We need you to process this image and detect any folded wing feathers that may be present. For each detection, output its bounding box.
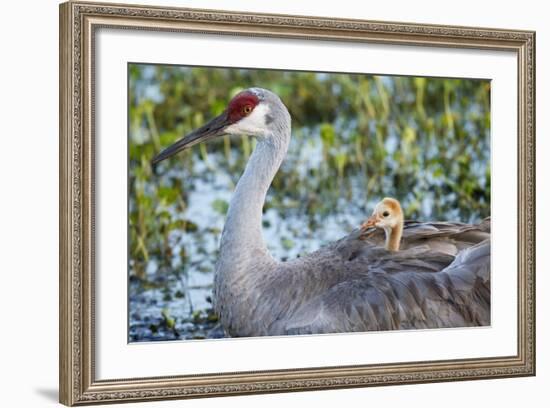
[282,220,490,335]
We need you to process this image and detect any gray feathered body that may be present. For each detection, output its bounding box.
[214,220,490,337]
[208,88,491,337]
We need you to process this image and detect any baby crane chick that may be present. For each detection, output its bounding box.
[360,197,404,251]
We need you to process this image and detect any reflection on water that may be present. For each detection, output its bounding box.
[128,66,490,342]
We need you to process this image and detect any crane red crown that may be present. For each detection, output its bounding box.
[227,91,260,123]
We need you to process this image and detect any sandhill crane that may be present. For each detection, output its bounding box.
[152,87,490,337]
[360,197,405,251]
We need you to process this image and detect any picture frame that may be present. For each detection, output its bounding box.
[59,1,536,405]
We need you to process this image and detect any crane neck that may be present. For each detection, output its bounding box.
[384,221,403,251]
[219,132,290,265]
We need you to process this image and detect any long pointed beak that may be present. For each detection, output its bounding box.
[151,112,231,166]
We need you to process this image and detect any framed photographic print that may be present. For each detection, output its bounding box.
[59,1,536,405]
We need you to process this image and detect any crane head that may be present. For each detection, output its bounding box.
[362,197,404,231]
[151,88,284,166]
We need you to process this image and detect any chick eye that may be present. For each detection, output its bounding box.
[382,211,390,217]
[242,105,253,115]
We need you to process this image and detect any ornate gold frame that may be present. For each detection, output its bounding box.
[59,1,536,405]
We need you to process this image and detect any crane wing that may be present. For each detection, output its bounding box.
[230,218,490,336]
[277,230,490,335]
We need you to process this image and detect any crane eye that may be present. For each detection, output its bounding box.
[382,211,390,217]
[242,105,253,115]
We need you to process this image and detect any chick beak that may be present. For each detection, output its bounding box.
[360,214,379,230]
